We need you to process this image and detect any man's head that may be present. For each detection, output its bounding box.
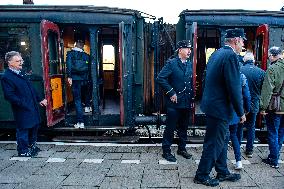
[74,39,85,49]
[268,46,283,62]
[5,51,23,71]
[224,28,246,54]
[243,51,255,63]
[176,40,192,60]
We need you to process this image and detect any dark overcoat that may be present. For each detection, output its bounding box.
[1,69,42,128]
[156,56,194,109]
[201,46,244,121]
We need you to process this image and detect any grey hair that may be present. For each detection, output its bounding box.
[5,51,21,63]
[243,52,255,62]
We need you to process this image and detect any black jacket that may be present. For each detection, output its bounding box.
[201,46,244,121]
[157,56,194,109]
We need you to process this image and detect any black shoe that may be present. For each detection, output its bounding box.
[162,152,177,162]
[31,146,41,157]
[177,150,192,159]
[216,173,241,182]
[245,151,253,158]
[18,151,32,157]
[262,158,279,169]
[194,177,219,187]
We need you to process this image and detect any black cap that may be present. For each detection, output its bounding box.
[269,46,282,56]
[176,40,192,49]
[74,31,85,43]
[224,28,247,40]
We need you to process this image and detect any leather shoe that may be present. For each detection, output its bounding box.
[262,158,279,169]
[216,173,241,182]
[162,152,176,162]
[177,150,192,159]
[194,177,219,187]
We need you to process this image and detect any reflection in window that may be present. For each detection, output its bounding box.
[103,45,115,71]
[48,31,61,75]
[0,26,31,73]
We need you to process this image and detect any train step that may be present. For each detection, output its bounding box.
[51,135,140,143]
[52,125,130,132]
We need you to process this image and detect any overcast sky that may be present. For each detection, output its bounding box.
[1,0,284,23]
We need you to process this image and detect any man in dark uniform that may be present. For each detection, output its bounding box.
[1,51,47,157]
[194,29,247,187]
[66,37,91,129]
[157,40,194,162]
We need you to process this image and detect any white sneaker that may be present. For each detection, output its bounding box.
[235,161,243,170]
[79,122,85,129]
[84,107,92,113]
[74,122,81,129]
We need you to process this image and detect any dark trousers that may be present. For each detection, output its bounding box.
[72,80,91,123]
[195,115,230,180]
[16,125,39,154]
[243,112,257,152]
[162,107,190,153]
[265,113,284,165]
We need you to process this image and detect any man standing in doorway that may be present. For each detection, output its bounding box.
[194,29,246,187]
[157,40,194,162]
[66,37,91,129]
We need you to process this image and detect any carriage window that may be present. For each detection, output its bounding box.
[0,27,31,73]
[102,45,115,71]
[255,34,264,67]
[48,31,61,75]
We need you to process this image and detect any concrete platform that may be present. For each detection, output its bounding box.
[0,142,283,189]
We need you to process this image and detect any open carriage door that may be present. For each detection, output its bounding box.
[255,24,269,70]
[186,22,198,125]
[255,24,269,129]
[41,20,65,127]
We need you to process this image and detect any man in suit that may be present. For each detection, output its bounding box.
[194,29,246,187]
[157,40,194,162]
[1,51,47,157]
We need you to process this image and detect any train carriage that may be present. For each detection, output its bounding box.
[1,5,284,141]
[0,5,159,133]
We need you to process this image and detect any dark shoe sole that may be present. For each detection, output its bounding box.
[194,178,219,187]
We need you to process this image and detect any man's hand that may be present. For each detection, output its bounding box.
[68,78,72,86]
[260,110,267,115]
[39,99,47,107]
[170,94,177,103]
[240,114,246,124]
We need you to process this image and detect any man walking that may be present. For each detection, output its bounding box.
[1,51,47,157]
[241,52,265,158]
[157,40,194,162]
[194,29,246,187]
[260,46,284,169]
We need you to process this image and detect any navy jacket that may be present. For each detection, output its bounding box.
[66,49,90,81]
[1,69,42,128]
[201,46,244,121]
[229,73,251,125]
[157,56,194,109]
[240,60,265,113]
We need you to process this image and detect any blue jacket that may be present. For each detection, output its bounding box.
[1,69,42,128]
[66,48,90,81]
[157,56,194,109]
[240,60,265,113]
[201,46,244,121]
[229,73,251,125]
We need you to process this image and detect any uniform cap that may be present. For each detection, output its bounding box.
[176,40,192,49]
[225,28,247,40]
